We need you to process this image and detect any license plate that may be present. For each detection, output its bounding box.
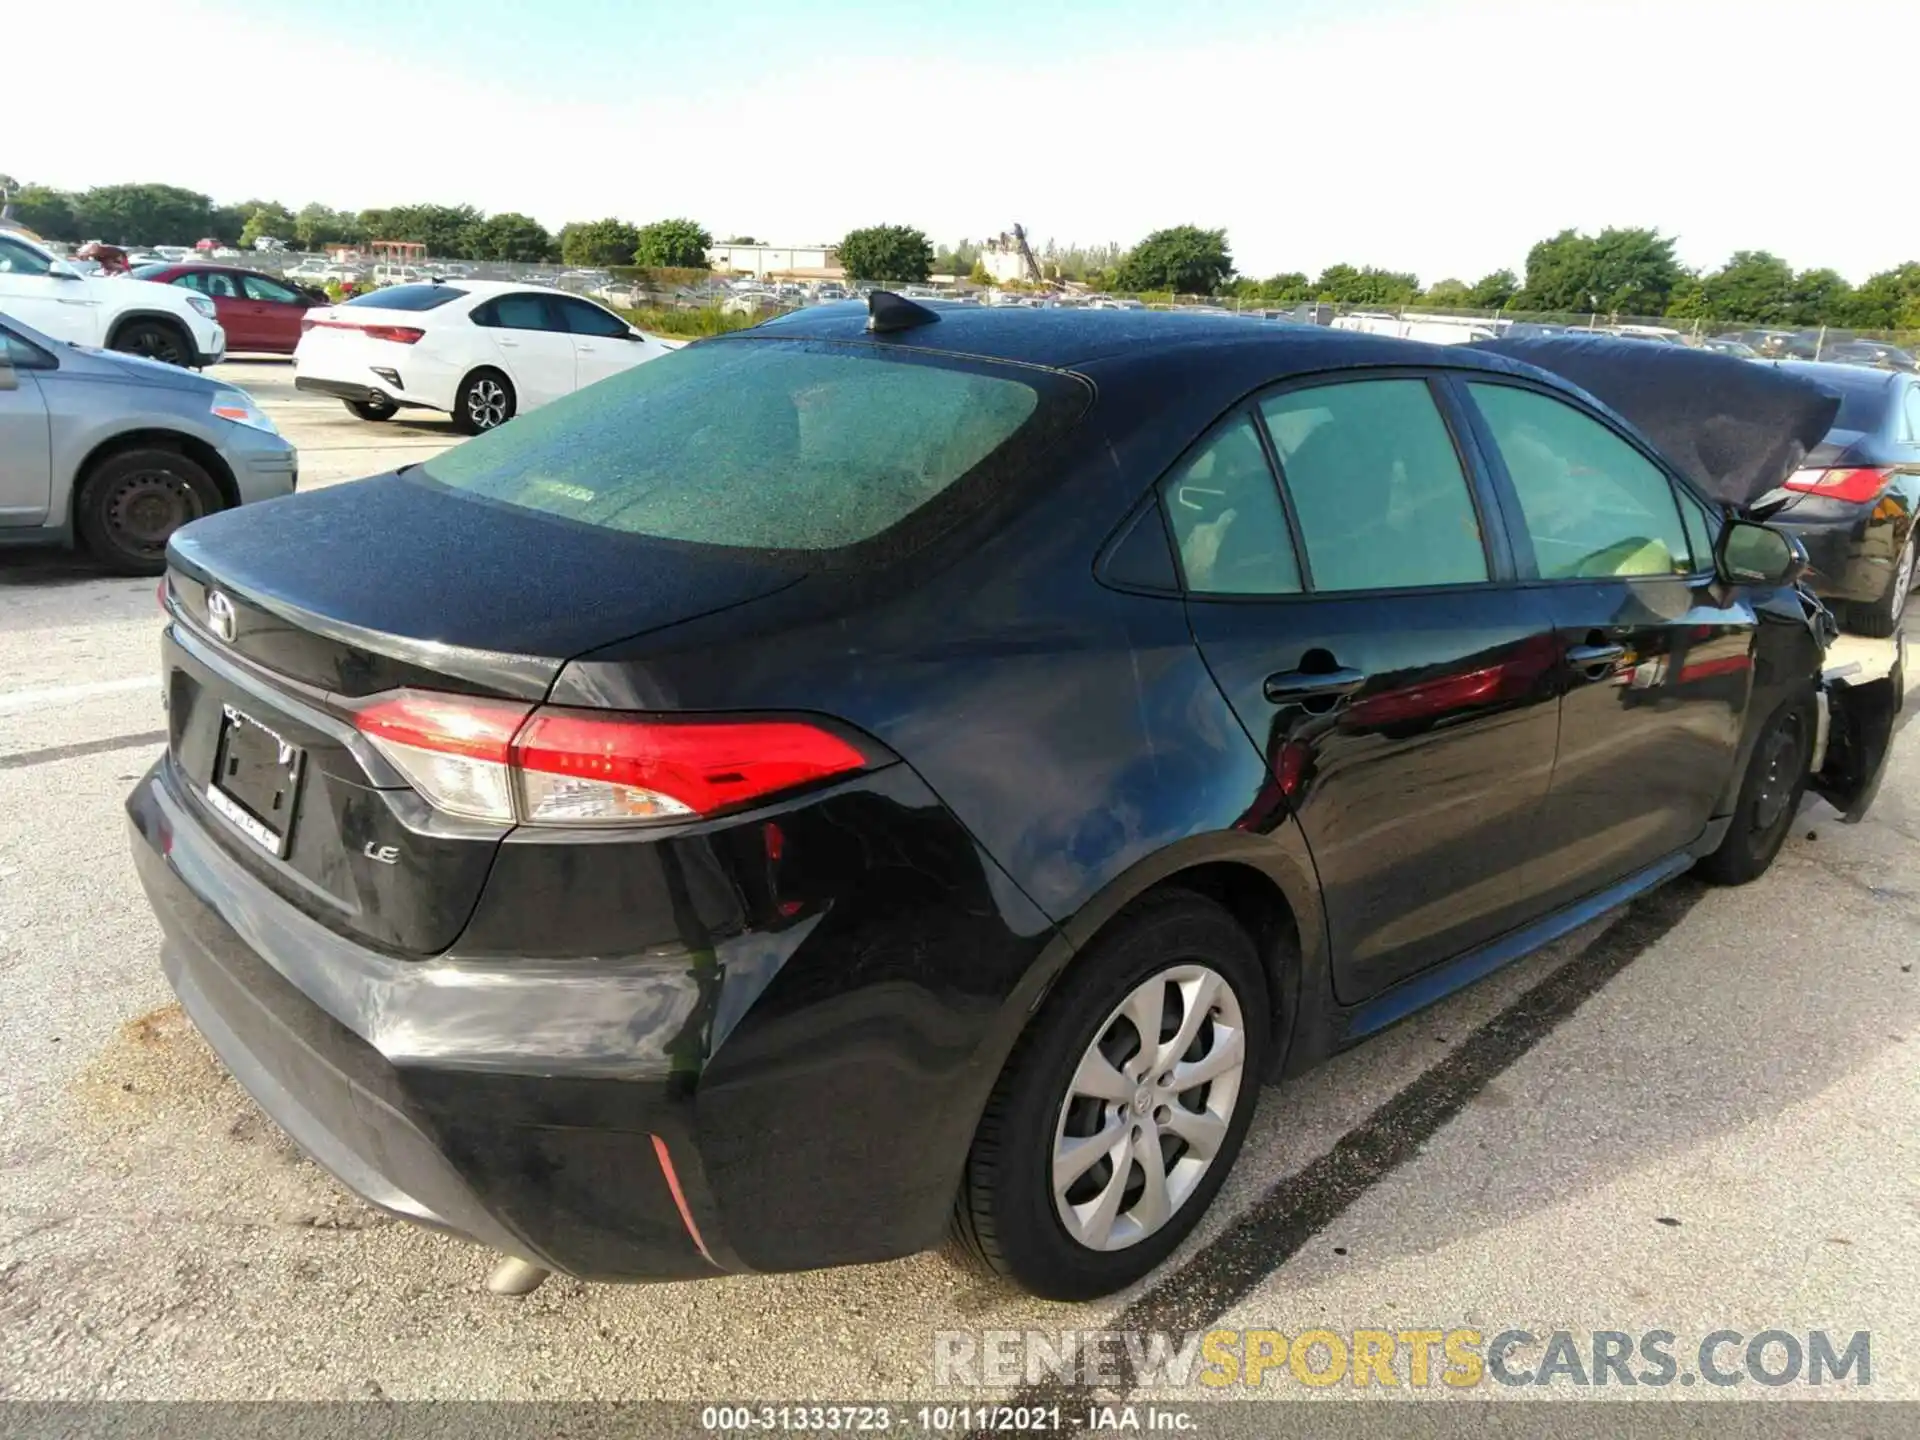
[205,703,304,857]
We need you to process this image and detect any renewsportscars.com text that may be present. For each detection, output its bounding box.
[933,1328,1872,1390]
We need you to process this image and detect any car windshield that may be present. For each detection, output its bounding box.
[343,284,466,311]
[419,338,1079,555]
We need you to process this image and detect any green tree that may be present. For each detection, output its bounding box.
[73,183,216,245]
[239,202,297,249]
[293,203,361,249]
[968,258,994,286]
[365,203,484,257]
[633,217,711,268]
[1467,268,1518,309]
[4,184,79,241]
[1115,226,1233,295]
[461,212,555,262]
[559,217,642,267]
[1787,268,1852,327]
[1313,263,1419,306]
[1840,263,1920,330]
[1422,277,1473,308]
[1697,250,1795,322]
[1517,227,1680,315]
[836,224,934,283]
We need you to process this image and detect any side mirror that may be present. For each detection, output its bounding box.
[0,360,17,392]
[1717,519,1807,588]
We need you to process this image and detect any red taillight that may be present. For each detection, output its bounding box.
[301,318,425,344]
[1782,466,1894,503]
[351,689,869,825]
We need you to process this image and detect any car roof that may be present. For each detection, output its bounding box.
[750,301,1533,378]
[1775,358,1905,394]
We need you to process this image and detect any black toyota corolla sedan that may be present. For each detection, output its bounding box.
[129,301,1899,1301]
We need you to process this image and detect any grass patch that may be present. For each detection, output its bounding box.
[616,305,766,338]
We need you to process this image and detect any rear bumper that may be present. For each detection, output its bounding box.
[294,375,391,407]
[1776,499,1905,605]
[128,764,727,1281]
[126,748,1055,1281]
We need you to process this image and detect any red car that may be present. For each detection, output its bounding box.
[129,263,324,355]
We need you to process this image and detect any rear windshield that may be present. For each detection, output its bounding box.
[418,338,1083,556]
[1824,376,1894,433]
[344,284,466,311]
[130,264,170,280]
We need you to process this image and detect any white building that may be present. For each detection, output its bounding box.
[708,243,841,281]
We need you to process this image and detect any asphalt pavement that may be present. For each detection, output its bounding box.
[0,361,1913,1407]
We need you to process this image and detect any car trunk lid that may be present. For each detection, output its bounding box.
[160,473,799,954]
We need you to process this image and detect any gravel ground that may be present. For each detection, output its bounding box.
[0,363,1913,1411]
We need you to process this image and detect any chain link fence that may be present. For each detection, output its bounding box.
[232,249,1918,358]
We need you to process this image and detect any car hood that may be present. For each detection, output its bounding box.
[1476,335,1843,509]
[66,344,220,393]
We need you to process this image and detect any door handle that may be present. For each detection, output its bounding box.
[496,338,519,347]
[1566,642,1626,671]
[1264,666,1368,705]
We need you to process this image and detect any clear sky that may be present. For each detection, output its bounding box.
[10,0,1916,282]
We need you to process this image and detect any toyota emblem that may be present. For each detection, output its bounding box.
[206,590,236,643]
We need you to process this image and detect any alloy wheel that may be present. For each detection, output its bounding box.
[106,470,204,559]
[467,379,509,429]
[1892,541,1916,625]
[1051,963,1247,1252]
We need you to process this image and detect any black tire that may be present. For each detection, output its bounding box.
[1696,694,1815,886]
[74,447,225,575]
[949,892,1270,1300]
[344,397,398,422]
[453,369,515,435]
[109,319,194,368]
[1846,533,1914,639]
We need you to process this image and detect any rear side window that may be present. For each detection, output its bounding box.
[419,339,1073,556]
[202,272,240,299]
[472,293,557,330]
[167,271,207,293]
[344,284,466,311]
[1259,379,1488,592]
[1161,416,1301,595]
[1902,385,1920,444]
[1468,382,1691,580]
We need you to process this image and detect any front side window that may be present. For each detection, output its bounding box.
[242,274,300,304]
[1902,385,1920,444]
[1160,415,1300,595]
[1260,378,1488,592]
[556,296,631,338]
[419,339,1068,556]
[0,236,54,276]
[1467,382,1692,580]
[2,327,55,368]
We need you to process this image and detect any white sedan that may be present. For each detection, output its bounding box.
[293,280,672,432]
